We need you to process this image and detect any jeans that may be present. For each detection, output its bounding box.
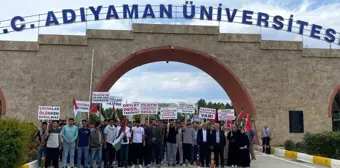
[38,147,46,167]
[192,145,199,163]
[120,144,129,166]
[77,146,89,168]
[90,147,102,168]
[45,147,59,168]
[166,142,176,165]
[62,142,76,167]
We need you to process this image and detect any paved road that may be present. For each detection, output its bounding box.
[57,152,327,168]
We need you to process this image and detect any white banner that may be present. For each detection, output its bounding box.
[76,101,90,112]
[160,107,178,120]
[122,103,141,116]
[193,114,201,122]
[92,92,110,103]
[199,107,216,119]
[140,102,158,115]
[218,109,235,121]
[106,95,123,106]
[38,106,60,120]
[177,102,195,114]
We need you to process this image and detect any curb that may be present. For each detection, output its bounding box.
[20,160,37,168]
[256,146,340,168]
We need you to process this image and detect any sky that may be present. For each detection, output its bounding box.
[1,0,340,105]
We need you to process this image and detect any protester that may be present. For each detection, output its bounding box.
[36,122,48,168]
[119,120,131,168]
[166,120,177,166]
[131,120,145,168]
[104,119,117,167]
[192,122,199,164]
[238,128,251,167]
[45,120,61,168]
[100,119,108,168]
[61,118,78,168]
[248,128,256,160]
[77,120,91,168]
[197,123,211,167]
[89,121,103,168]
[212,123,226,168]
[227,125,239,167]
[182,121,194,166]
[176,122,184,166]
[223,126,230,165]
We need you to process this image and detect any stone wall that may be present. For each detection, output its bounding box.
[0,24,339,145]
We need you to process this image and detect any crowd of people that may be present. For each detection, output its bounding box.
[36,118,271,168]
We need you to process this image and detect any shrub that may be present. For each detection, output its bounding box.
[302,131,340,159]
[0,119,38,168]
[295,142,305,153]
[284,140,295,151]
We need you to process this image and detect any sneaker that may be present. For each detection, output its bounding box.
[139,164,143,168]
[132,165,135,168]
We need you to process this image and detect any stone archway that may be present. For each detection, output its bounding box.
[0,88,6,117]
[95,46,255,116]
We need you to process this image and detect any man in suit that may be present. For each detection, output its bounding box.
[197,123,212,167]
[211,123,227,168]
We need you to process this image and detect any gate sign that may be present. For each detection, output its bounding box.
[122,103,140,116]
[218,109,235,121]
[76,101,90,112]
[199,107,216,119]
[38,106,60,120]
[160,107,177,120]
[106,95,123,106]
[177,102,195,114]
[92,92,110,103]
[140,102,158,115]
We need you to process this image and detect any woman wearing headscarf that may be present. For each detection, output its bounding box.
[238,128,251,167]
[226,125,239,167]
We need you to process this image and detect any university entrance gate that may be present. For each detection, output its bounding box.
[0,23,340,145]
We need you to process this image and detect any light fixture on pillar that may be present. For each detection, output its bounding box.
[210,53,217,58]
[166,61,169,63]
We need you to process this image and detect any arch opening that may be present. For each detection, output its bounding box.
[95,46,255,116]
[0,89,6,118]
[329,85,340,131]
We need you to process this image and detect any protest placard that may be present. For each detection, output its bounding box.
[218,109,235,121]
[38,106,60,120]
[160,107,177,120]
[140,102,158,115]
[122,103,141,116]
[193,114,201,122]
[199,107,216,119]
[106,95,123,106]
[177,102,195,114]
[76,101,90,112]
[92,92,110,103]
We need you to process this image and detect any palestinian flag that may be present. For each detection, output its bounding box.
[73,97,81,125]
[236,109,245,120]
[240,116,246,128]
[113,105,120,122]
[90,104,105,121]
[113,118,127,151]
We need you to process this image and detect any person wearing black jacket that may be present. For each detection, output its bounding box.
[227,125,239,167]
[166,120,178,166]
[211,123,226,168]
[197,123,212,167]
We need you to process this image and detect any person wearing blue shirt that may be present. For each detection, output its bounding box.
[77,120,91,168]
[61,118,78,168]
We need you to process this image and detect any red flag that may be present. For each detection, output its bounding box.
[73,97,78,110]
[122,117,127,132]
[226,120,233,127]
[90,104,100,113]
[209,110,217,123]
[245,114,252,132]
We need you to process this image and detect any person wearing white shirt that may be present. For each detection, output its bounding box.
[114,121,121,166]
[197,123,211,167]
[104,119,116,167]
[131,121,145,168]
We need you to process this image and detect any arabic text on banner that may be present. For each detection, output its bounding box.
[177,102,195,114]
[76,101,90,112]
[160,107,177,120]
[38,106,60,120]
[218,109,235,121]
[122,103,141,116]
[106,95,123,106]
[199,107,216,119]
[92,92,110,104]
[140,102,158,115]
